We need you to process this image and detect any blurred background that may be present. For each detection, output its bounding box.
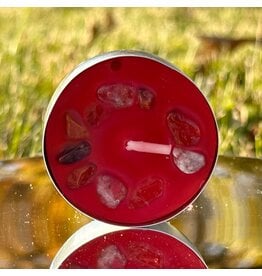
[0,7,261,160]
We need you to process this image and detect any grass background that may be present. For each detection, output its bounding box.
[0,8,261,160]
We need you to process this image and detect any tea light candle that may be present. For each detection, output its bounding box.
[51,221,207,269]
[43,50,218,226]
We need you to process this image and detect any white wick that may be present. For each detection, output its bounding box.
[126,140,172,155]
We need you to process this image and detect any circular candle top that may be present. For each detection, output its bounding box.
[58,228,207,269]
[43,50,218,226]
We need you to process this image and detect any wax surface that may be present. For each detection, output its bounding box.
[59,229,206,269]
[44,56,218,225]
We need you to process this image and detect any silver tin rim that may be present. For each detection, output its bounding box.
[50,220,207,269]
[42,49,219,227]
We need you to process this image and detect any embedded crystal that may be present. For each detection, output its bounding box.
[66,112,88,139]
[97,84,136,108]
[67,163,97,189]
[129,177,164,209]
[57,141,91,164]
[167,110,200,146]
[96,174,127,208]
[172,148,205,174]
[97,245,127,268]
[138,88,155,110]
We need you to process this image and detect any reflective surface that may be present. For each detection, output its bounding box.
[0,156,89,268]
[0,155,261,268]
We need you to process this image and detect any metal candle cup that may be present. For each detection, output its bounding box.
[43,50,218,226]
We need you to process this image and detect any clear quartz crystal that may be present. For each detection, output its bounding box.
[97,84,136,108]
[97,245,127,268]
[172,148,205,174]
[96,174,127,208]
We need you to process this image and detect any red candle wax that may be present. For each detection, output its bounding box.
[43,51,218,226]
[58,228,206,269]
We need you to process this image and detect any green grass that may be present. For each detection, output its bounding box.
[0,8,261,159]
